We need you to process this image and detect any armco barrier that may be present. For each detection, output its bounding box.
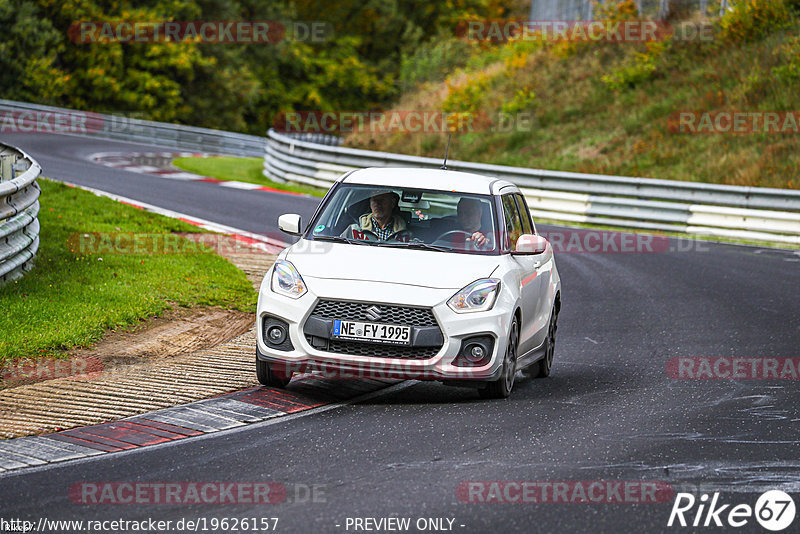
[0,144,41,284]
[264,129,800,245]
[2,99,797,245]
[0,99,264,157]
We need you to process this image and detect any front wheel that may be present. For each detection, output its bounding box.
[479,318,519,399]
[525,306,558,379]
[256,357,292,388]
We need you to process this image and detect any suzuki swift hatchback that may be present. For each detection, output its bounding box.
[256,167,561,398]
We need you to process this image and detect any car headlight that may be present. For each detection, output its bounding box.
[448,279,500,313]
[271,260,307,299]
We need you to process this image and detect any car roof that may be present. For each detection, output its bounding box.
[340,167,518,195]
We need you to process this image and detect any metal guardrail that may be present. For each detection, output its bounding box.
[0,100,265,157]
[264,129,800,245]
[0,144,41,284]
[2,99,796,247]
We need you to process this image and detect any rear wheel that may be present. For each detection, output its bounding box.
[525,306,558,379]
[256,357,292,388]
[479,318,518,399]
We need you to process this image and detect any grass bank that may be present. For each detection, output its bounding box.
[347,0,800,189]
[0,179,257,361]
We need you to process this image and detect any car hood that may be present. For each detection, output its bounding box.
[284,240,499,290]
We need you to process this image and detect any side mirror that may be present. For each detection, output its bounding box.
[278,214,302,236]
[514,234,548,255]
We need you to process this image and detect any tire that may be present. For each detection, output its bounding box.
[525,306,558,379]
[479,318,519,399]
[256,357,292,388]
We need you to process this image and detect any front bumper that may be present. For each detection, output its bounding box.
[256,276,512,382]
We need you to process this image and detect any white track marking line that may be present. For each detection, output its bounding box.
[151,172,207,181]
[60,181,289,251]
[119,165,160,173]
[218,181,264,190]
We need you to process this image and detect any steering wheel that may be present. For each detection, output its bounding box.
[435,230,473,241]
[433,230,491,250]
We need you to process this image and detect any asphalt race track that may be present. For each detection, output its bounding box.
[2,132,799,533]
[3,133,322,237]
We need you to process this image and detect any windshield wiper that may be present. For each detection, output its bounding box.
[373,241,450,253]
[312,235,368,246]
[314,235,449,252]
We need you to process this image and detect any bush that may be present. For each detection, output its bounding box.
[717,0,794,43]
[400,36,474,90]
[593,0,640,21]
[772,34,800,82]
[443,72,492,112]
[500,88,536,115]
[601,41,667,90]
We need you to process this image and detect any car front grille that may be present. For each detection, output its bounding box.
[310,300,438,327]
[304,299,443,360]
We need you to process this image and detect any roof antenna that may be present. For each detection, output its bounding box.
[440,134,452,170]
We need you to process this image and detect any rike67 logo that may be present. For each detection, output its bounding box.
[668,491,796,531]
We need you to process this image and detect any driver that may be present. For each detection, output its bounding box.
[456,197,490,248]
[342,191,412,242]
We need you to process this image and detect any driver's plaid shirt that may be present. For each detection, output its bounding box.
[371,217,394,240]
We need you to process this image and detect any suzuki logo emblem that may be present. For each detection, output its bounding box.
[365,305,382,321]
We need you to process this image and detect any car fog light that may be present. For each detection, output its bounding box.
[469,345,486,361]
[454,335,495,367]
[262,316,294,351]
[268,325,287,344]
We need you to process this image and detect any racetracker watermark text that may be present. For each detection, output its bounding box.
[68,482,325,505]
[669,111,800,134]
[667,357,800,379]
[68,231,709,255]
[272,110,535,134]
[2,357,103,382]
[69,20,331,43]
[68,232,274,255]
[456,481,674,503]
[456,20,713,43]
[0,110,102,134]
[0,110,188,136]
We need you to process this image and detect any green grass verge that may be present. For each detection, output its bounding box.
[0,179,257,362]
[172,156,326,197]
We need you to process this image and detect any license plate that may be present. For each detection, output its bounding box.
[332,319,411,345]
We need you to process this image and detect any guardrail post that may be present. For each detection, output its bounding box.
[13,156,29,174]
[0,154,13,182]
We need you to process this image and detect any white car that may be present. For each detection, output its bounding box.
[256,167,561,398]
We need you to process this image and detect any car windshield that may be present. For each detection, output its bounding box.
[307,184,499,254]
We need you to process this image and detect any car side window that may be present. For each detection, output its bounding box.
[513,194,534,235]
[502,194,524,251]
